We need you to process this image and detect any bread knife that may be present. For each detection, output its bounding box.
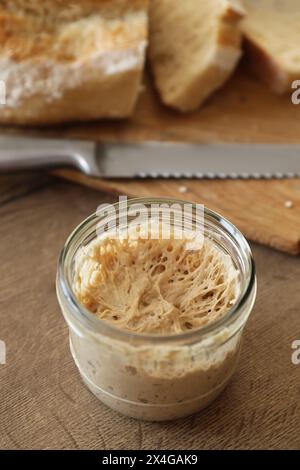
[0,135,299,179]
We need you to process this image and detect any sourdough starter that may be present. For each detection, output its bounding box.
[70,234,242,420]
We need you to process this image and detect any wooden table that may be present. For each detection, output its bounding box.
[1,172,300,450]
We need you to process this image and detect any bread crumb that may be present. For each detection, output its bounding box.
[149,0,244,111]
[284,200,293,209]
[178,186,188,194]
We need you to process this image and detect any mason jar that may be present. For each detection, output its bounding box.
[56,198,256,421]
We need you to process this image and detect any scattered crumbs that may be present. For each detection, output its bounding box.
[178,185,188,194]
[284,200,293,209]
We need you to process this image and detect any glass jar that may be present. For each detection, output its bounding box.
[56,198,256,421]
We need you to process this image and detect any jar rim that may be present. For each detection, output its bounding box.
[57,198,256,344]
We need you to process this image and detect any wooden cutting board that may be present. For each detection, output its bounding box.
[48,66,300,254]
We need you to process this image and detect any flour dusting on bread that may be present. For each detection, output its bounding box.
[0,1,149,124]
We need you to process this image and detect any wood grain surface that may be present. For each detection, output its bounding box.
[54,170,300,255]
[1,173,300,450]
[2,67,300,253]
[49,67,300,255]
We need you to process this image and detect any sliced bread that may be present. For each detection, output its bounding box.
[0,1,149,125]
[241,0,300,93]
[148,0,244,112]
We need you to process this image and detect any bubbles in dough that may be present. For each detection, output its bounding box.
[73,235,240,335]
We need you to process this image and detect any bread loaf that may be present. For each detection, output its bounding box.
[241,0,300,94]
[148,0,244,112]
[0,1,149,125]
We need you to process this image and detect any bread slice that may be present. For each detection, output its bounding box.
[0,1,149,125]
[148,0,244,112]
[241,0,300,93]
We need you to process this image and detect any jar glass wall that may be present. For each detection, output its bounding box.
[57,198,256,421]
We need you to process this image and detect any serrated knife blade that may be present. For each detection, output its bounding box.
[96,142,300,179]
[0,135,299,179]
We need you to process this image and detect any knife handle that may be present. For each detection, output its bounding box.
[0,134,97,175]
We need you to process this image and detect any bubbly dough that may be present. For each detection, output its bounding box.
[66,232,246,420]
[73,235,239,334]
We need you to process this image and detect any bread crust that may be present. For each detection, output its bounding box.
[0,1,149,125]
